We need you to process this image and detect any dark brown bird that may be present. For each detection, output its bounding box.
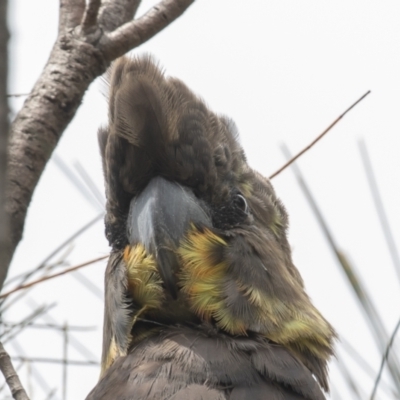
[86,55,336,400]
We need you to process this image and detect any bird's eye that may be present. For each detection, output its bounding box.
[236,194,249,214]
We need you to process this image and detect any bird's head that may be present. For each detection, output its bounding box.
[99,55,336,390]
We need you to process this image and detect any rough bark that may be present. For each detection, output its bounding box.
[0,0,10,295]
[0,0,195,290]
[0,342,30,400]
[99,0,141,32]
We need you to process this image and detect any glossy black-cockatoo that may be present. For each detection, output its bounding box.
[86,56,336,400]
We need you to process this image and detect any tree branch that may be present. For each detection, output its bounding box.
[81,0,102,33]
[59,0,86,34]
[100,0,195,61]
[3,0,195,293]
[99,0,142,32]
[0,0,10,298]
[0,341,30,400]
[4,37,106,289]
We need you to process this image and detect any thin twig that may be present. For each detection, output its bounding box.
[71,270,103,300]
[359,139,400,284]
[3,212,103,289]
[3,245,72,290]
[0,255,108,299]
[281,143,400,394]
[9,340,52,397]
[73,160,105,208]
[0,341,30,400]
[53,154,104,211]
[6,93,30,98]
[2,304,56,344]
[335,357,363,400]
[26,361,32,399]
[11,357,98,366]
[62,322,68,400]
[44,388,57,400]
[340,336,395,396]
[269,91,371,179]
[2,322,96,332]
[370,317,400,400]
[28,300,99,362]
[0,252,70,313]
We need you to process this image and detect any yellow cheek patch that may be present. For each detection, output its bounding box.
[124,244,164,310]
[178,227,333,357]
[179,229,233,328]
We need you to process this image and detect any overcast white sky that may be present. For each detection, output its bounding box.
[4,1,400,399]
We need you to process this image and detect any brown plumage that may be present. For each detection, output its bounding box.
[86,55,336,400]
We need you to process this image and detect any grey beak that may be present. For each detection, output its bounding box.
[127,177,211,298]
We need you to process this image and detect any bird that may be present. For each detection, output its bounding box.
[86,55,336,400]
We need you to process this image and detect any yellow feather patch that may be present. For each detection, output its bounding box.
[178,228,226,315]
[242,284,333,352]
[124,244,164,309]
[178,227,333,358]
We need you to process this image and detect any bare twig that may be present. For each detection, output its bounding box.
[269,91,371,179]
[340,336,395,396]
[0,249,70,312]
[26,361,32,399]
[28,300,99,362]
[281,143,400,394]
[11,357,98,366]
[73,160,105,208]
[3,212,103,289]
[0,256,108,299]
[72,270,103,300]
[62,322,68,400]
[2,304,56,344]
[370,317,400,400]
[0,341,30,400]
[6,93,29,98]
[2,322,96,332]
[359,139,400,284]
[335,357,364,400]
[53,154,103,211]
[100,0,195,61]
[44,388,57,400]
